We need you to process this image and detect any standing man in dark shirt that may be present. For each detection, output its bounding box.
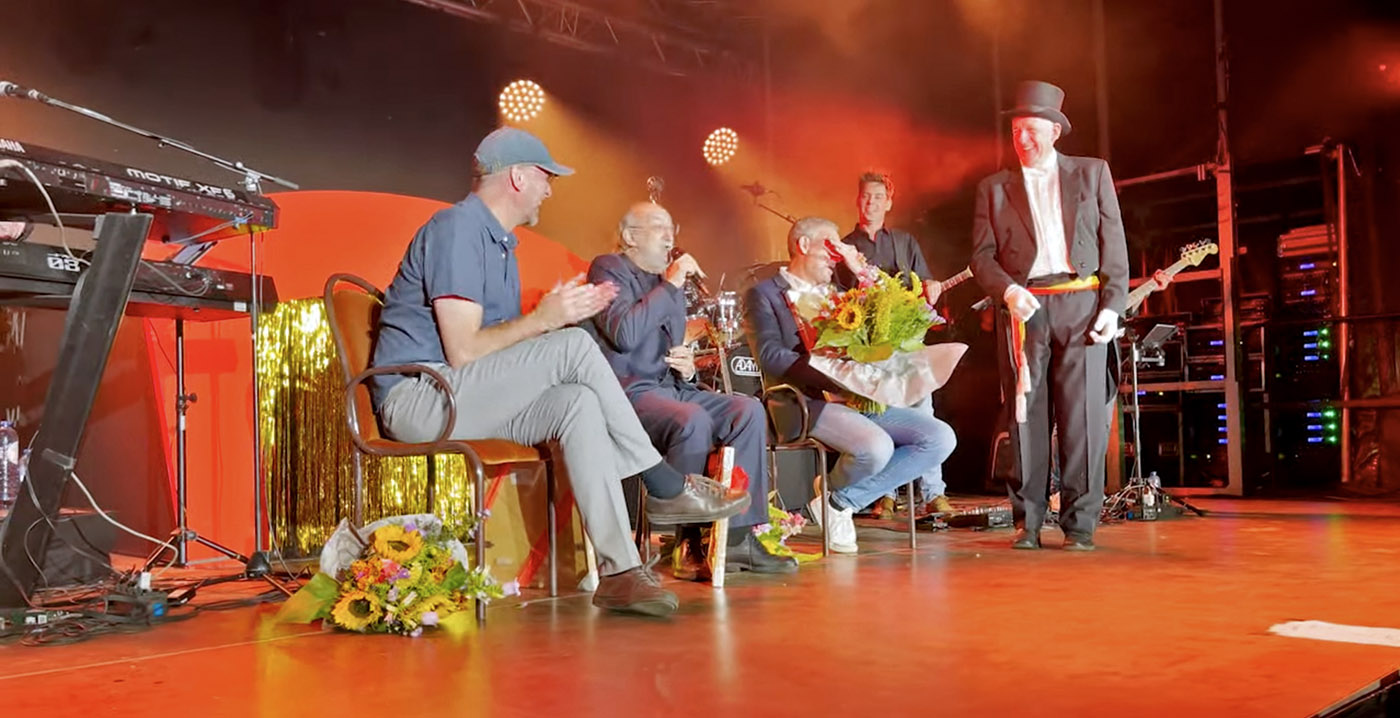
[835,172,953,516]
[585,201,796,578]
[370,128,748,617]
[836,172,941,305]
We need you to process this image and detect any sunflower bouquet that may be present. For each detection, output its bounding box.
[805,269,959,413]
[276,514,514,637]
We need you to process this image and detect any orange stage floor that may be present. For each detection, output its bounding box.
[3,498,1400,716]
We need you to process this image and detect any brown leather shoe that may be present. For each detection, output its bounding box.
[592,558,679,616]
[671,530,712,582]
[645,475,751,525]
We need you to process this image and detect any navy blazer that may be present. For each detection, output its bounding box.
[969,153,1129,316]
[584,253,689,397]
[745,274,847,434]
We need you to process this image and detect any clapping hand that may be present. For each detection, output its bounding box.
[533,274,618,329]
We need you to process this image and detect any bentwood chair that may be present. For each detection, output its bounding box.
[761,384,919,554]
[323,273,558,626]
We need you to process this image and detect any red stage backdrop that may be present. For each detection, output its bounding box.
[144,190,588,559]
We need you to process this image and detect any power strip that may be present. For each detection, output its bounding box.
[0,607,80,631]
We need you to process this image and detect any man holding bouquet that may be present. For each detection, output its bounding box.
[746,216,957,553]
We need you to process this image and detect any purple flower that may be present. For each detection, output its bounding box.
[502,580,520,597]
[421,611,439,626]
[404,521,418,533]
[410,627,423,638]
[387,587,399,601]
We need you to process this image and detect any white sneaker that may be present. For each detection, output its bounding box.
[808,494,858,553]
[827,505,859,553]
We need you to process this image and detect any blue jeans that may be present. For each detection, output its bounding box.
[808,403,957,512]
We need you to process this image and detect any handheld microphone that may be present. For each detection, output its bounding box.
[669,247,710,297]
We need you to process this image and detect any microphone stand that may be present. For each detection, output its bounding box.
[1103,325,1206,521]
[739,181,796,225]
[2,83,298,193]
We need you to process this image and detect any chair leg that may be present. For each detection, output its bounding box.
[545,456,557,598]
[633,481,651,562]
[470,459,487,627]
[351,451,365,527]
[907,481,917,550]
[817,445,830,558]
[426,454,437,514]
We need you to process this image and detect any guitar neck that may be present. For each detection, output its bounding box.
[937,267,974,292]
[1125,257,1191,314]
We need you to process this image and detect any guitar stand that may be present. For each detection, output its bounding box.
[1103,324,1207,522]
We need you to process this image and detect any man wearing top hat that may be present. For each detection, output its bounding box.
[969,80,1129,551]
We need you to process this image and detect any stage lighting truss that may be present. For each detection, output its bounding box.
[499,80,546,123]
[703,127,739,166]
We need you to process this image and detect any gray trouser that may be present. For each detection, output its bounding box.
[379,327,660,576]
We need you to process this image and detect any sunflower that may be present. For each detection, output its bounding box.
[835,302,866,331]
[372,524,424,563]
[330,589,383,632]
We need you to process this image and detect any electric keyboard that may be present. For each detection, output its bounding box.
[0,240,277,321]
[0,136,278,239]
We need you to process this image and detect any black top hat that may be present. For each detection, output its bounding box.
[1003,80,1072,135]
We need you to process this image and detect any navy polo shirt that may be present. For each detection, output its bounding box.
[369,194,521,410]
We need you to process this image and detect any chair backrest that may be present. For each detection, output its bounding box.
[324,273,386,443]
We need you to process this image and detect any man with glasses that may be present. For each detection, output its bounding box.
[370,129,750,617]
[583,201,796,578]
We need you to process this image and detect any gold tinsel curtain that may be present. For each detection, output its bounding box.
[257,299,475,556]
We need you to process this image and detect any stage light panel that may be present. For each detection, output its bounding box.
[499,80,546,123]
[703,127,739,166]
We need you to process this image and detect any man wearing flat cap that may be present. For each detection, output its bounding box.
[969,81,1128,551]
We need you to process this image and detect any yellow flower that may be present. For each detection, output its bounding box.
[835,302,866,331]
[872,288,894,343]
[330,589,382,632]
[372,524,424,563]
[908,273,924,301]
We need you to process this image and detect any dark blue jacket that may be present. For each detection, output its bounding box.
[584,253,689,397]
[745,273,845,435]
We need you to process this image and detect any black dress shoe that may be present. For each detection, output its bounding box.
[725,532,799,574]
[1062,533,1096,551]
[1011,529,1041,550]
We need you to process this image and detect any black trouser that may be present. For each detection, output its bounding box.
[997,290,1109,536]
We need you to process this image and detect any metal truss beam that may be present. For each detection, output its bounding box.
[400,0,757,79]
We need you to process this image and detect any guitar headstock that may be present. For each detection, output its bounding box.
[1179,240,1219,267]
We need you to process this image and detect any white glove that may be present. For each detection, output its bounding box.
[1003,285,1041,322]
[1088,309,1119,344]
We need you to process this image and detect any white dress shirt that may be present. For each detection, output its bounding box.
[779,267,831,322]
[1022,150,1074,279]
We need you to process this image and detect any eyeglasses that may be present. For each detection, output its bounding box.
[625,223,680,237]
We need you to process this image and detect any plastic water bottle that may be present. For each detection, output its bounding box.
[0,421,19,510]
[1140,471,1161,521]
